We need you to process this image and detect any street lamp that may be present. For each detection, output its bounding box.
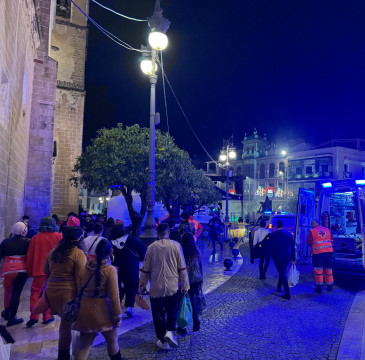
[219,141,236,223]
[140,0,170,240]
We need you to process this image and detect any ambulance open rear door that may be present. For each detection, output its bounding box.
[295,188,316,263]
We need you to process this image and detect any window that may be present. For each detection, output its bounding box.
[279,161,285,172]
[269,163,275,178]
[296,167,302,175]
[322,165,329,173]
[237,167,242,176]
[306,166,313,174]
[259,164,265,179]
[56,0,71,18]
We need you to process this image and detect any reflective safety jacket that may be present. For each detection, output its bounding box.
[306,226,333,255]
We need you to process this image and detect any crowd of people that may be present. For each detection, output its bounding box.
[0,211,205,359]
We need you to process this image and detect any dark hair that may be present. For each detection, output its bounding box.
[94,239,112,297]
[276,220,284,228]
[109,224,126,240]
[85,222,95,233]
[51,227,84,263]
[260,220,266,228]
[22,215,30,220]
[181,233,201,265]
[94,223,103,234]
[157,223,168,234]
[181,212,190,221]
[52,214,60,222]
[106,217,115,226]
[168,219,176,229]
[68,212,78,217]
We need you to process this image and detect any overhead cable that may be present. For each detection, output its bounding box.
[91,0,147,22]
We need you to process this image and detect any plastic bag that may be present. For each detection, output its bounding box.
[287,263,300,287]
[177,294,193,329]
[0,337,11,360]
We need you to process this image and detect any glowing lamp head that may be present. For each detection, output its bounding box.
[229,150,237,159]
[140,59,154,75]
[219,154,227,162]
[148,31,168,50]
[281,150,287,156]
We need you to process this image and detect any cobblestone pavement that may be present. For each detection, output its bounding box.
[89,245,356,360]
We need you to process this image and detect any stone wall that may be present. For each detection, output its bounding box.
[23,0,58,228]
[0,0,41,238]
[50,1,88,219]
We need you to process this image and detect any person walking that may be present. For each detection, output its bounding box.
[0,222,29,326]
[73,239,122,360]
[178,212,196,237]
[44,227,87,360]
[26,217,63,328]
[306,220,334,293]
[139,223,189,350]
[83,223,106,260]
[208,212,223,254]
[180,232,203,333]
[270,219,295,300]
[253,220,270,280]
[110,224,146,318]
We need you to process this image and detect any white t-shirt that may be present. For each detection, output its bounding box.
[83,234,106,256]
[253,227,269,246]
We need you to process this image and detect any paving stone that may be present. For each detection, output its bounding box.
[89,245,355,359]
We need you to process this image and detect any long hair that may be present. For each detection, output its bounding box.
[181,233,201,265]
[94,239,113,297]
[51,227,84,263]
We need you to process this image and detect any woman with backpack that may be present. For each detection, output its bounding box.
[72,239,122,360]
[180,232,203,332]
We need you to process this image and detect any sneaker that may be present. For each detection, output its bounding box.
[1,309,9,321]
[280,294,291,300]
[156,340,170,350]
[7,318,24,327]
[314,285,323,294]
[43,316,55,325]
[124,308,134,318]
[26,319,38,328]
[164,331,178,348]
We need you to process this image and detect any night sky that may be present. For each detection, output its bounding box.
[83,0,365,161]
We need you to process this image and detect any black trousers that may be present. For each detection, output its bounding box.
[188,283,200,326]
[274,260,290,295]
[259,249,271,276]
[6,272,27,318]
[210,232,223,253]
[150,292,179,342]
[118,271,138,308]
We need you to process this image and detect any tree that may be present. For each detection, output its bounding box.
[71,123,219,234]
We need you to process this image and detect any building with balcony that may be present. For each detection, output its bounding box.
[206,131,365,222]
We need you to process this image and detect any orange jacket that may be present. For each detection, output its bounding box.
[306,226,333,255]
[190,219,203,238]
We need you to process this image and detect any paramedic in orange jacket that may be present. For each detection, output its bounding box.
[189,215,203,242]
[306,220,334,294]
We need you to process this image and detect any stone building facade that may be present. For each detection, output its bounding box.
[0,0,88,239]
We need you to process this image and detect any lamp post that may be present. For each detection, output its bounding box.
[140,0,170,240]
[219,140,236,223]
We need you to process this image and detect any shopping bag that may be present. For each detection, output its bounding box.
[177,294,193,329]
[287,263,300,287]
[0,337,11,360]
[33,290,49,314]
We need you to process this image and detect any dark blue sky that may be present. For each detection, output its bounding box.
[84,0,365,159]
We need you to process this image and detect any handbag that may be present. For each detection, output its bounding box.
[135,294,150,310]
[62,274,93,322]
[177,293,193,329]
[33,287,50,314]
[188,261,203,284]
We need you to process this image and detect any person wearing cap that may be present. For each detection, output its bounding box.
[0,222,30,326]
[25,217,63,328]
[139,223,190,350]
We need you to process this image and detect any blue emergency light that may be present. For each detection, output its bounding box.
[321,182,333,188]
[355,179,365,185]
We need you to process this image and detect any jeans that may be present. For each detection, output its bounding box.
[150,292,179,342]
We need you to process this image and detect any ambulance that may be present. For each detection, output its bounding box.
[295,179,365,273]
